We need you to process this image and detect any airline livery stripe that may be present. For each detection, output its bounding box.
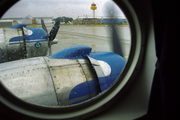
[9,39,47,45]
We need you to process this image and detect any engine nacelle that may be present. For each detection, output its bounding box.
[0,46,126,106]
[0,27,49,63]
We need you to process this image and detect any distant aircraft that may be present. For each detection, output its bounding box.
[0,18,60,63]
[0,45,126,106]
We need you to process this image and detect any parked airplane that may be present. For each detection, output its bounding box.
[0,18,60,63]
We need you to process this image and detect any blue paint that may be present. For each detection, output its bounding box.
[98,77,106,86]
[102,19,125,24]
[70,98,90,105]
[69,82,90,100]
[9,36,47,45]
[88,52,126,91]
[8,24,48,41]
[9,36,24,42]
[69,80,100,101]
[87,79,100,94]
[26,28,48,40]
[101,84,109,92]
[48,45,92,59]
[8,28,48,45]
[8,24,26,29]
[98,77,108,91]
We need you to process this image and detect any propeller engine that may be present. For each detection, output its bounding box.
[41,18,60,55]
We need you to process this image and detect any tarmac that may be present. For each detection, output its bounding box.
[47,25,131,60]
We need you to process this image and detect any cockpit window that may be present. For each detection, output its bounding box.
[0,0,131,107]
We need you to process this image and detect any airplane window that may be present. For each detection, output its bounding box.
[0,0,131,108]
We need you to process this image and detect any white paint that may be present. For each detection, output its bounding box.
[23,27,33,36]
[98,60,111,76]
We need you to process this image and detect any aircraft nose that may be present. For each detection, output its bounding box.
[87,52,126,92]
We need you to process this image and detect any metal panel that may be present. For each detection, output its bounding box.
[75,59,100,97]
[3,28,24,61]
[0,29,8,62]
[25,41,48,58]
[23,27,48,58]
[44,57,98,106]
[0,57,58,106]
[44,57,87,106]
[44,57,81,67]
[87,56,109,92]
[68,59,101,105]
[87,56,106,77]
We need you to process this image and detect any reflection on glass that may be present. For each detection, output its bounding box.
[0,0,131,106]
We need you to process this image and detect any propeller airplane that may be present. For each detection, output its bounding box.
[0,8,126,106]
[0,18,60,63]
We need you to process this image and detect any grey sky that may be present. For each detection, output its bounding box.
[2,0,125,19]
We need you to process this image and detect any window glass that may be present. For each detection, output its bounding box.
[0,0,131,107]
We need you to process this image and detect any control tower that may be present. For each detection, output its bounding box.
[90,3,97,18]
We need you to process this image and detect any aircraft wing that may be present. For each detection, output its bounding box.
[0,45,126,106]
[8,24,27,29]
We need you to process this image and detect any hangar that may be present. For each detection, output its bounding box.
[34,17,53,24]
[0,20,18,27]
[1,16,53,25]
[21,15,35,24]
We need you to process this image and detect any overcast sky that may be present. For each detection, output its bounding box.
[2,0,125,19]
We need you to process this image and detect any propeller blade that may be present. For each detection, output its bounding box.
[107,3,124,57]
[110,19,123,57]
[48,18,60,41]
[41,19,48,33]
[48,41,52,55]
[41,18,60,55]
[41,18,52,55]
[47,18,60,55]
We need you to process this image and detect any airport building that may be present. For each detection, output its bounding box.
[72,18,102,25]
[21,15,35,24]
[101,17,127,24]
[0,20,18,26]
[1,15,53,25]
[72,3,126,25]
[72,17,126,25]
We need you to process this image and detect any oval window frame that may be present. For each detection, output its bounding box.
[0,0,144,119]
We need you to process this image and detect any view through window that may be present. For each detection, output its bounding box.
[0,0,131,106]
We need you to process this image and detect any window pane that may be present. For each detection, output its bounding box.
[0,0,131,106]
